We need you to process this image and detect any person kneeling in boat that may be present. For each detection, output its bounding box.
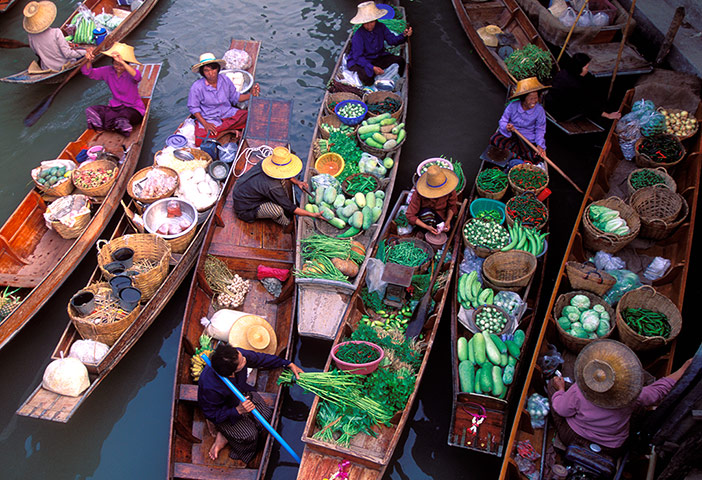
[406,165,459,235]
[231,147,322,228]
[490,77,548,164]
[198,330,304,462]
[188,53,260,147]
[548,339,690,456]
[347,1,412,86]
[81,43,144,137]
[23,1,85,72]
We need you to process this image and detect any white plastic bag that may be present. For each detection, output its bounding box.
[42,357,90,397]
[69,339,110,364]
[592,11,610,26]
[201,309,251,341]
[365,258,387,297]
[223,49,252,70]
[577,8,593,27]
[559,7,577,27]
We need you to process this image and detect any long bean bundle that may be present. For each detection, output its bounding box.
[386,241,429,267]
[296,257,349,282]
[301,234,364,264]
[623,307,671,338]
[477,168,508,193]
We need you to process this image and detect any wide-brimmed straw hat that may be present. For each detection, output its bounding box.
[350,1,388,24]
[261,147,303,180]
[104,43,141,64]
[23,1,57,34]
[574,339,644,410]
[228,315,278,355]
[477,25,503,48]
[416,165,458,199]
[191,52,226,73]
[510,77,548,99]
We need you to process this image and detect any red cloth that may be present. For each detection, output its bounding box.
[257,265,290,282]
[194,109,248,147]
[405,189,458,226]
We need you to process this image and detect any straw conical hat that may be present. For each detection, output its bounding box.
[23,1,57,34]
[261,146,303,179]
[350,1,388,24]
[228,315,278,355]
[104,43,141,64]
[510,77,548,99]
[574,339,643,409]
[416,165,458,199]
[191,52,226,73]
[477,25,503,48]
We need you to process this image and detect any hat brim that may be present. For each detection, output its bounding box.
[228,315,278,355]
[261,153,303,179]
[191,58,226,73]
[23,2,57,34]
[509,85,548,99]
[350,8,388,24]
[477,26,502,48]
[416,169,459,198]
[103,44,141,65]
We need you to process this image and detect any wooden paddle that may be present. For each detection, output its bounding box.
[511,127,584,194]
[607,0,637,102]
[405,199,468,338]
[0,37,29,49]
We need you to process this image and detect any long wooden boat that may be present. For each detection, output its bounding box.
[0,62,160,351]
[1,0,159,84]
[447,158,548,456]
[296,191,464,479]
[499,88,701,479]
[295,0,409,340]
[451,0,603,135]
[0,0,18,14]
[15,40,261,422]
[166,105,296,478]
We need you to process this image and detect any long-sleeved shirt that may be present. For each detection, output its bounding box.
[231,162,297,222]
[347,22,406,77]
[81,65,145,115]
[28,28,84,71]
[197,348,290,425]
[551,377,675,448]
[188,74,240,126]
[498,101,547,149]
[405,189,458,226]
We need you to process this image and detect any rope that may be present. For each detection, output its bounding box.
[233,145,274,178]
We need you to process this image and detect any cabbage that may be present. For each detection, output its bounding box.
[581,310,600,332]
[571,321,582,330]
[558,316,571,330]
[562,306,581,318]
[570,325,588,338]
[603,218,627,233]
[597,320,611,337]
[593,304,605,313]
[599,311,611,322]
[570,294,591,311]
[588,332,598,339]
[589,205,619,223]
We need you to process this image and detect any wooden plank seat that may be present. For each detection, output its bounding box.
[173,463,258,480]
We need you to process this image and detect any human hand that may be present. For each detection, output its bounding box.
[204,122,218,136]
[443,220,451,232]
[551,376,565,391]
[236,399,256,414]
[426,225,439,235]
[112,52,125,65]
[603,111,621,120]
[536,146,546,158]
[373,66,385,75]
[506,123,514,132]
[251,83,260,96]
[404,26,413,37]
[289,363,304,380]
[85,48,96,62]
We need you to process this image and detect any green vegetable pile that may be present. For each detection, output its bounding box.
[477,168,508,193]
[588,205,630,236]
[508,166,548,190]
[385,241,429,267]
[295,234,364,282]
[451,158,466,193]
[321,132,363,181]
[475,306,508,334]
[629,169,666,190]
[335,342,381,364]
[395,209,409,227]
[506,195,548,229]
[367,97,402,115]
[557,294,611,339]
[637,134,684,163]
[476,209,502,222]
[622,307,671,338]
[505,44,553,83]
[463,218,511,250]
[344,174,378,195]
[360,287,385,312]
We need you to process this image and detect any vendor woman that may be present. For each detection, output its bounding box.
[188,53,260,147]
[231,147,322,228]
[406,165,459,235]
[23,1,85,72]
[347,1,412,86]
[490,77,548,163]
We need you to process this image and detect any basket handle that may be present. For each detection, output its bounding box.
[96,239,108,253]
[636,285,657,297]
[583,269,605,284]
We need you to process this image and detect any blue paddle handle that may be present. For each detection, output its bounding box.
[201,354,301,463]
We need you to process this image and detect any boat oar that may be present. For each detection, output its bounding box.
[405,199,468,338]
[607,0,637,102]
[201,354,302,463]
[556,0,589,63]
[510,127,584,194]
[0,37,30,49]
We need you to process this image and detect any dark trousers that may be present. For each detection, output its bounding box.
[216,392,273,464]
[85,105,143,137]
[349,53,406,86]
[489,131,538,163]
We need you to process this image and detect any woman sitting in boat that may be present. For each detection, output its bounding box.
[23,1,85,72]
[198,325,304,462]
[545,53,622,123]
[490,77,548,164]
[81,43,144,137]
[231,147,322,228]
[188,53,260,147]
[548,340,690,455]
[347,1,412,86]
[406,165,458,235]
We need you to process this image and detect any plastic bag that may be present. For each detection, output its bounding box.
[643,257,671,282]
[631,98,655,116]
[577,8,593,27]
[459,247,484,280]
[223,49,252,70]
[201,309,251,341]
[69,339,110,364]
[365,258,387,297]
[310,173,340,191]
[526,393,550,428]
[217,142,238,163]
[537,343,564,377]
[559,7,577,27]
[592,250,626,271]
[603,269,642,305]
[359,153,387,178]
[592,11,610,26]
[494,291,526,322]
[42,357,90,397]
[176,118,197,147]
[374,63,400,91]
[640,110,666,137]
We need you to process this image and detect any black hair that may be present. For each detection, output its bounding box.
[566,53,591,76]
[210,343,241,377]
[199,61,221,78]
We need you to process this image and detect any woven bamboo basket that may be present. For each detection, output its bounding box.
[582,197,640,253]
[636,193,688,240]
[154,147,212,172]
[565,261,616,297]
[72,159,119,197]
[97,234,171,301]
[628,184,683,226]
[554,290,615,352]
[473,304,512,335]
[634,134,686,170]
[615,286,682,352]
[626,167,677,198]
[68,282,141,346]
[462,218,509,258]
[482,250,537,292]
[477,183,508,201]
[505,194,548,230]
[318,114,358,140]
[165,225,197,254]
[363,91,404,120]
[386,236,434,273]
[324,91,362,115]
[356,128,405,157]
[31,160,76,197]
[52,209,91,239]
[658,107,699,141]
[507,162,549,196]
[127,166,179,204]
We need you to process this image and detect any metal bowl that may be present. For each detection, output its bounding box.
[220,69,253,94]
[143,198,198,239]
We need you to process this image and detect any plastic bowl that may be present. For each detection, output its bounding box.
[315,153,345,177]
[470,198,506,225]
[334,100,368,126]
[415,157,454,177]
[331,341,384,375]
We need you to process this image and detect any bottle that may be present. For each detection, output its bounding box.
[167,200,182,218]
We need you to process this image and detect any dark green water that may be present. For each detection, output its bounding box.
[1,0,698,479]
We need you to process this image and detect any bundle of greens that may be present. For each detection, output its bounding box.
[505,44,553,83]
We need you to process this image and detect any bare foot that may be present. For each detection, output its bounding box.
[206,419,217,438]
[208,432,227,461]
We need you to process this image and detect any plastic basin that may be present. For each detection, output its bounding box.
[334,100,368,126]
[470,198,506,225]
[332,341,384,375]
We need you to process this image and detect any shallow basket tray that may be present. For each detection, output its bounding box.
[554,290,615,353]
[363,90,404,120]
[634,134,686,170]
[72,158,119,197]
[52,209,91,240]
[507,162,549,197]
[626,167,677,198]
[31,160,76,197]
[615,286,682,352]
[581,196,640,253]
[565,261,616,297]
[658,107,699,141]
[127,166,179,204]
[154,147,212,172]
[324,91,362,115]
[318,114,358,140]
[482,250,537,292]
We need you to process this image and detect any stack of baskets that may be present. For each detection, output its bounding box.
[615,286,682,352]
[628,185,687,240]
[71,158,119,197]
[554,290,615,352]
[582,197,640,253]
[482,250,537,292]
[127,166,179,213]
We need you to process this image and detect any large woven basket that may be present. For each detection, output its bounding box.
[482,250,537,292]
[97,234,171,301]
[52,209,91,239]
[71,159,119,197]
[658,107,699,141]
[462,218,510,258]
[31,160,76,197]
[636,193,688,241]
[68,282,141,346]
[127,166,179,204]
[565,261,616,297]
[634,134,686,170]
[628,184,683,227]
[363,91,404,120]
[582,197,640,253]
[554,290,615,353]
[386,236,434,273]
[507,162,549,197]
[324,91,362,115]
[356,128,405,157]
[477,182,508,201]
[154,147,212,172]
[615,286,682,352]
[318,114,358,140]
[626,167,677,198]
[165,225,197,254]
[505,194,548,230]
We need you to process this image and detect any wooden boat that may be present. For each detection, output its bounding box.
[0,62,160,351]
[295,0,409,340]
[499,88,701,479]
[447,159,548,456]
[0,0,18,14]
[15,39,262,422]
[166,107,296,478]
[1,0,159,84]
[296,191,464,479]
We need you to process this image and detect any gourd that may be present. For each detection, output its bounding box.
[459,360,474,393]
[457,337,469,362]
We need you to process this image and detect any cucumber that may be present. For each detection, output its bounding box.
[314,186,324,205]
[349,211,364,229]
[505,340,521,359]
[502,365,515,385]
[365,191,376,209]
[473,333,486,365]
[500,353,508,367]
[365,137,385,149]
[457,337,469,362]
[336,206,348,221]
[361,206,373,230]
[328,217,346,229]
[490,334,507,354]
[341,203,359,218]
[358,124,380,135]
[391,122,405,134]
[508,355,517,367]
[458,361,474,393]
[483,331,502,365]
[333,195,345,208]
[367,112,391,124]
[467,336,475,364]
[492,365,505,397]
[354,192,366,208]
[375,190,385,199]
[323,187,337,204]
[396,129,406,144]
[383,139,397,151]
[337,226,361,238]
[305,204,315,213]
[320,206,334,221]
[371,206,382,222]
[372,132,387,144]
[513,329,526,347]
[480,363,493,393]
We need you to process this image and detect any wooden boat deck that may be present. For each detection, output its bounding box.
[0,63,160,351]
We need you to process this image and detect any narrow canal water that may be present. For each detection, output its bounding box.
[0,0,698,479]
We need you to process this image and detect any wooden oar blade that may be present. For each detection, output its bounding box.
[405,294,430,337]
[0,37,30,49]
[24,94,55,127]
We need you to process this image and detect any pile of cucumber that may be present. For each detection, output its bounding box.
[457,329,525,397]
[358,113,406,151]
[457,270,494,311]
[501,220,548,256]
[305,185,385,238]
[68,15,97,45]
[35,165,70,187]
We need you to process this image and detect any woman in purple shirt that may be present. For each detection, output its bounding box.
[81,43,144,137]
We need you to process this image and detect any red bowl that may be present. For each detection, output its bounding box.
[331,341,384,375]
